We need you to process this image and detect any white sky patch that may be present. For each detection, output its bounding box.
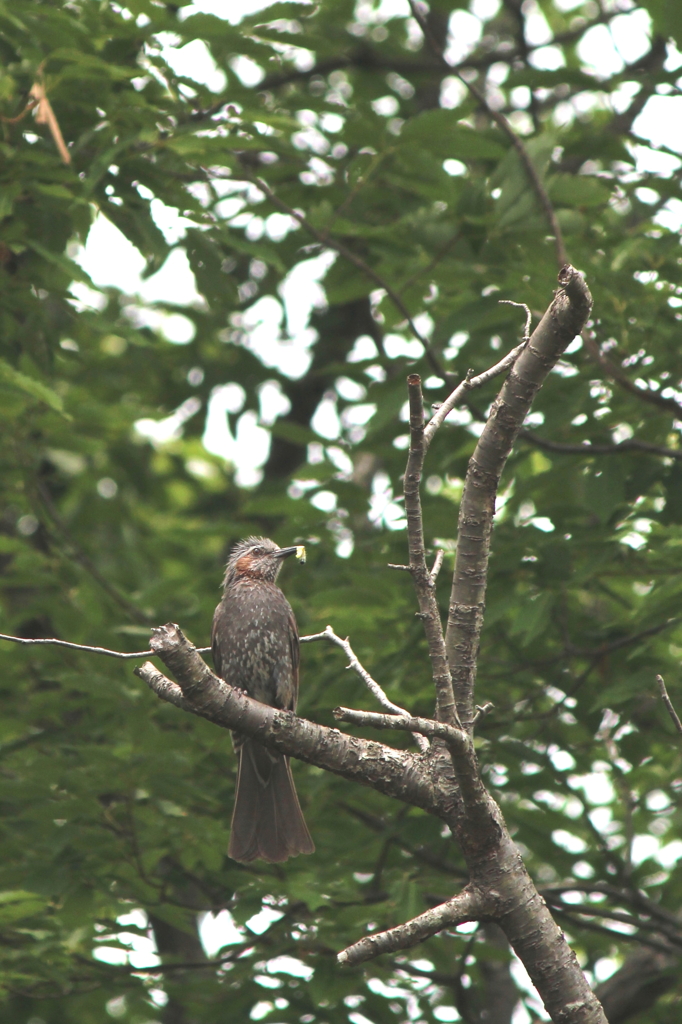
[136,396,202,446]
[444,9,482,65]
[633,95,682,153]
[523,1,552,46]
[247,906,285,935]
[198,909,244,957]
[179,0,272,22]
[311,392,341,440]
[94,909,161,969]
[77,214,145,292]
[202,383,245,461]
[150,197,197,243]
[159,36,227,92]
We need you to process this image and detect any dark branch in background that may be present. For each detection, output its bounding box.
[223,169,446,379]
[407,0,567,269]
[583,331,682,417]
[657,674,682,735]
[519,430,682,461]
[445,267,593,731]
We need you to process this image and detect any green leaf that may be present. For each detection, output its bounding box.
[0,359,66,414]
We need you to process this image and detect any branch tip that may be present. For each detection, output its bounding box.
[657,675,682,735]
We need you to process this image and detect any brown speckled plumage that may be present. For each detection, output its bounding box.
[212,537,314,863]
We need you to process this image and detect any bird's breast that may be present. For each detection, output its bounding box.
[212,581,296,708]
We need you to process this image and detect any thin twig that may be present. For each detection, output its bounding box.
[0,97,38,124]
[499,300,532,341]
[430,549,444,581]
[657,675,682,735]
[407,0,566,269]
[0,633,154,659]
[423,341,526,448]
[550,908,675,956]
[30,82,71,165]
[544,897,682,949]
[0,632,211,660]
[301,625,429,751]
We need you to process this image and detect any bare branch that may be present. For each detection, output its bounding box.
[300,626,400,711]
[407,0,566,270]
[135,624,441,813]
[0,633,154,660]
[430,549,444,582]
[333,706,466,749]
[472,702,495,727]
[657,675,682,735]
[404,374,460,726]
[136,660,196,712]
[337,888,482,966]
[445,265,593,730]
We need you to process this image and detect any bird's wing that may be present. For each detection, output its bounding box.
[287,602,300,712]
[211,602,224,680]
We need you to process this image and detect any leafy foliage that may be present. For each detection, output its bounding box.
[2,0,682,1021]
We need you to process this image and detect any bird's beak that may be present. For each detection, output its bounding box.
[275,545,306,564]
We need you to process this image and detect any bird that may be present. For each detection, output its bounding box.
[212,536,315,863]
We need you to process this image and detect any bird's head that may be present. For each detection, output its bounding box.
[222,536,305,588]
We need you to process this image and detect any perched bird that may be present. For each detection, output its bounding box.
[212,536,314,863]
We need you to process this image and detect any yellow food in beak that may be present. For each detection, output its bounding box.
[295,545,306,564]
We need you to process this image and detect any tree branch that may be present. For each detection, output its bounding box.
[445,266,593,730]
[519,430,682,462]
[333,706,466,748]
[134,624,442,813]
[302,625,429,752]
[337,887,482,966]
[0,633,154,660]
[656,674,682,735]
[424,341,527,449]
[583,331,682,417]
[403,374,460,727]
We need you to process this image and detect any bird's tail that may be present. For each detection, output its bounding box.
[228,738,315,863]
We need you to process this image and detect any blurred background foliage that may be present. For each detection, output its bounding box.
[2,0,682,1021]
